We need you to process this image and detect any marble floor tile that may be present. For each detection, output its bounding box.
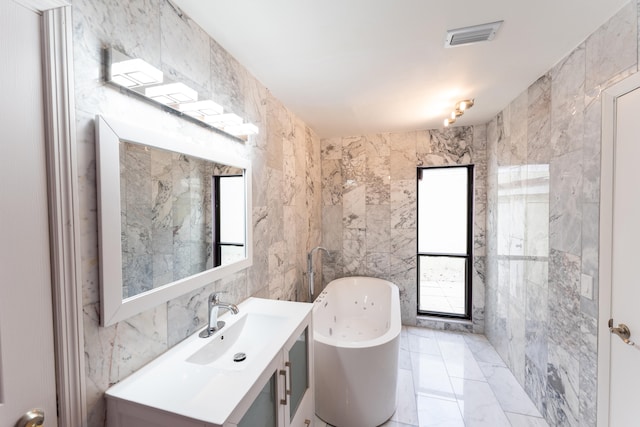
[438,340,486,381]
[463,333,507,366]
[392,368,419,425]
[316,327,547,427]
[408,333,441,355]
[410,352,457,401]
[416,395,465,427]
[406,325,436,338]
[479,362,542,417]
[451,378,511,427]
[505,412,550,426]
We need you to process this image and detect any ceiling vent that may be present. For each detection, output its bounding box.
[445,21,503,48]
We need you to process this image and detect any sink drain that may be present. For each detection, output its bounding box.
[233,352,247,362]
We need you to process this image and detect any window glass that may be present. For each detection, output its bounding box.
[417,166,472,318]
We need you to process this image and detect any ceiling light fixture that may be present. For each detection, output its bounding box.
[106,48,259,140]
[443,99,474,127]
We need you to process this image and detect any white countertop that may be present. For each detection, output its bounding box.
[105,297,312,425]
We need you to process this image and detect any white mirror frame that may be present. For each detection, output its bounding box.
[96,115,253,326]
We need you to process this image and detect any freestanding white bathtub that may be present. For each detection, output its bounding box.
[313,276,401,427]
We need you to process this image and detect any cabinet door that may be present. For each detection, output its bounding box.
[236,370,279,427]
[285,327,314,427]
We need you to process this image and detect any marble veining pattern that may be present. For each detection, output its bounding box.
[485,4,639,426]
[322,128,486,332]
[315,327,548,427]
[73,0,322,424]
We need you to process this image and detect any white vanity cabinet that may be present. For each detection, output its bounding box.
[228,324,314,427]
[105,298,314,427]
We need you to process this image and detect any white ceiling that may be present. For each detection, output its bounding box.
[172,0,630,138]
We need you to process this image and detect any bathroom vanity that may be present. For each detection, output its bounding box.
[105,298,314,427]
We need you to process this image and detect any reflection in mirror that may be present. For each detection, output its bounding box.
[97,115,252,326]
[119,141,245,299]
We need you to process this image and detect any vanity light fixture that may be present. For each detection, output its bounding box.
[443,99,474,127]
[224,123,260,137]
[145,82,198,105]
[110,57,164,88]
[204,113,244,128]
[105,47,259,140]
[176,100,224,118]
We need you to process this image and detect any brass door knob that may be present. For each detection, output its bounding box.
[609,318,635,345]
[16,409,44,427]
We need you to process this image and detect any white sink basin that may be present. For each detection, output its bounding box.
[186,312,288,368]
[104,297,312,426]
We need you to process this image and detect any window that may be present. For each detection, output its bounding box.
[213,175,245,267]
[417,165,473,318]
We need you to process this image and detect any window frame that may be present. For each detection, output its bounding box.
[416,164,474,319]
[212,174,246,268]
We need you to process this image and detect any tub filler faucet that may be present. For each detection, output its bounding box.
[307,246,330,302]
[200,292,239,338]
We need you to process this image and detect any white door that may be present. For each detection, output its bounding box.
[606,84,640,425]
[0,1,59,426]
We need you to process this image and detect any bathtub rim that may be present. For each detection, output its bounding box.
[312,276,402,349]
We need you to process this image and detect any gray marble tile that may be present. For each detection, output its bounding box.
[366,153,391,205]
[527,75,552,164]
[550,45,585,158]
[366,252,390,278]
[548,250,581,356]
[167,283,211,346]
[505,412,549,427]
[366,204,391,253]
[390,132,417,180]
[480,362,542,417]
[545,340,580,427]
[451,378,511,427]
[582,102,601,204]
[322,159,342,206]
[160,1,211,94]
[321,137,342,160]
[585,1,637,95]
[417,395,465,427]
[549,151,583,256]
[343,184,366,229]
[509,91,528,165]
[343,228,367,276]
[507,302,526,385]
[390,180,417,229]
[578,313,598,427]
[342,135,366,187]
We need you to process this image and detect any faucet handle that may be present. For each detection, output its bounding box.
[210,291,226,304]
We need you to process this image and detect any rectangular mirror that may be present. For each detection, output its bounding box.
[96,115,252,326]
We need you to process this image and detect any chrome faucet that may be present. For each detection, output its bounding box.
[307,246,329,302]
[199,292,239,338]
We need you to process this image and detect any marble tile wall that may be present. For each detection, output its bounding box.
[120,143,225,299]
[320,127,487,332]
[484,3,638,426]
[71,1,322,425]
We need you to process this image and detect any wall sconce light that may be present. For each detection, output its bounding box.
[444,99,474,127]
[106,48,259,140]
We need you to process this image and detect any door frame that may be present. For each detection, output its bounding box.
[597,71,640,426]
[12,0,87,425]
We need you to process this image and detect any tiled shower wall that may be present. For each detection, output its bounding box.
[71,1,321,425]
[485,2,638,426]
[320,128,487,332]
